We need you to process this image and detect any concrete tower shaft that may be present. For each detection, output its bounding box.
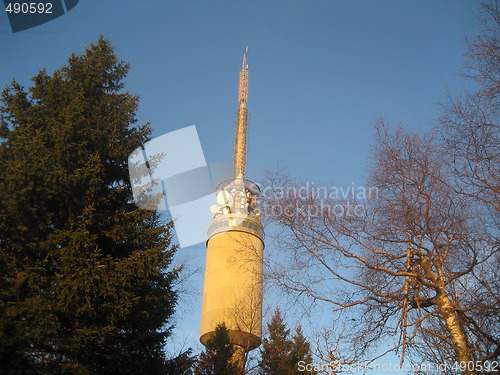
[200,49,264,357]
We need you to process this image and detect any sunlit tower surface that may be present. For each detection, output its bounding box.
[200,48,264,368]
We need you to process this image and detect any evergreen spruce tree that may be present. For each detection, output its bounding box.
[0,36,181,374]
[164,349,197,375]
[290,325,316,375]
[194,323,239,375]
[259,308,293,375]
[259,308,316,375]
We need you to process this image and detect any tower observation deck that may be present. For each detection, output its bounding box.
[200,48,264,368]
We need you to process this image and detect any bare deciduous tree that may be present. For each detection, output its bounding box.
[260,3,499,372]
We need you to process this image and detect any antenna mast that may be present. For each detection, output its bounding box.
[234,47,249,178]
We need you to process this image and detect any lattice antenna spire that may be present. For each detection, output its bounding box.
[234,47,249,178]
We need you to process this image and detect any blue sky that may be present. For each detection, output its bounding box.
[0,0,482,370]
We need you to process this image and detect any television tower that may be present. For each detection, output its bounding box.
[200,48,264,369]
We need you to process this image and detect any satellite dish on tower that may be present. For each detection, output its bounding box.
[216,190,231,205]
[210,205,221,215]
